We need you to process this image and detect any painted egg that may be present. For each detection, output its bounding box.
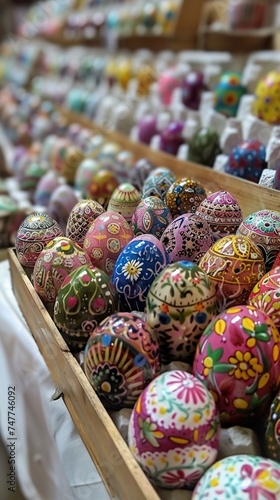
[265,391,280,462]
[187,128,221,167]
[112,234,170,312]
[181,70,207,110]
[159,121,185,156]
[114,150,135,185]
[129,158,155,191]
[131,196,173,240]
[51,137,71,175]
[165,178,207,218]
[199,235,266,312]
[196,190,243,241]
[19,161,47,195]
[237,210,280,272]
[98,143,122,170]
[193,305,280,426]
[146,261,218,363]
[248,267,280,329]
[66,199,105,247]
[253,71,280,125]
[83,211,134,277]
[142,167,176,200]
[128,371,220,489]
[158,69,181,106]
[48,184,79,234]
[88,169,118,208]
[136,64,156,97]
[34,170,61,207]
[15,212,63,270]
[225,139,267,183]
[107,183,142,222]
[214,72,247,118]
[273,252,280,270]
[54,264,119,352]
[160,214,214,264]
[74,158,100,198]
[137,115,158,145]
[33,236,90,312]
[192,455,280,499]
[84,312,161,409]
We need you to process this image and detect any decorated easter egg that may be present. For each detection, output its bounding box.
[158,69,181,106]
[88,169,118,208]
[187,128,221,167]
[160,121,185,156]
[273,252,280,270]
[129,158,155,191]
[265,391,280,462]
[253,71,280,125]
[142,167,176,200]
[165,178,207,218]
[146,261,218,363]
[84,312,161,409]
[19,161,47,195]
[136,64,156,97]
[237,210,280,272]
[181,70,207,110]
[74,158,100,198]
[54,265,119,352]
[160,214,214,264]
[141,2,158,29]
[193,305,280,426]
[158,0,178,34]
[112,234,170,312]
[107,183,141,222]
[48,184,79,234]
[128,371,220,489]
[33,236,90,312]
[195,190,243,241]
[137,115,158,145]
[214,72,247,118]
[97,142,121,169]
[83,211,134,276]
[225,139,267,183]
[199,235,266,312]
[34,170,61,207]
[131,196,173,239]
[60,146,84,184]
[192,455,280,499]
[248,267,280,329]
[65,199,105,247]
[16,213,63,270]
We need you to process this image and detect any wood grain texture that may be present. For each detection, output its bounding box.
[8,249,160,500]
[59,107,280,218]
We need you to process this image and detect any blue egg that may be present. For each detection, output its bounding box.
[112,235,170,312]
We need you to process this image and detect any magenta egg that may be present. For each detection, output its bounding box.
[193,305,280,426]
[48,184,79,234]
[248,266,280,329]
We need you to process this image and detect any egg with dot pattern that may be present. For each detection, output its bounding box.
[214,72,247,118]
[248,266,280,329]
[225,139,267,183]
[66,199,105,247]
[84,312,161,409]
[165,178,207,218]
[54,264,119,352]
[131,196,173,239]
[252,70,280,125]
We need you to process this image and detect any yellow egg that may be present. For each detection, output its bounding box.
[252,70,280,125]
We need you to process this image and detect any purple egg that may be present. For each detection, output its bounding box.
[48,184,79,234]
[138,115,158,145]
[181,70,207,110]
[160,121,185,156]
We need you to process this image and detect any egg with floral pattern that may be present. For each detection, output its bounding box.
[131,196,173,240]
[192,455,280,499]
[112,234,170,312]
[128,370,220,489]
[66,199,105,247]
[195,190,243,241]
[146,261,218,364]
[225,139,267,183]
[237,210,280,272]
[54,265,119,352]
[193,305,280,426]
[248,266,280,329]
[214,72,247,118]
[199,235,266,313]
[160,214,214,264]
[33,236,91,314]
[84,312,161,409]
[252,70,280,125]
[83,211,134,277]
[265,391,280,463]
[142,167,176,200]
[16,212,63,271]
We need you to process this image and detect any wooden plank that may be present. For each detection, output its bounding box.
[8,249,160,500]
[58,107,280,218]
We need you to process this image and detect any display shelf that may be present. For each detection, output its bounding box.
[8,248,160,500]
[58,106,280,218]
